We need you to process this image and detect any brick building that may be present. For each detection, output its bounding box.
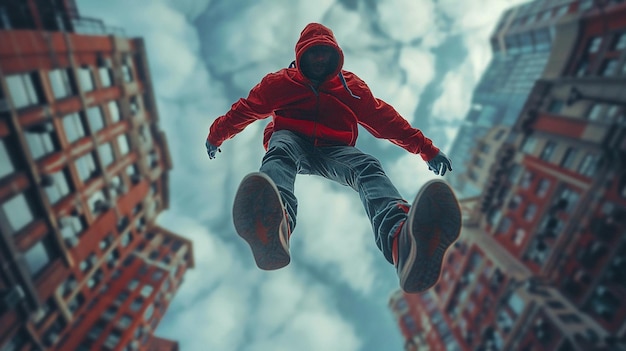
[390,1,626,350]
[0,1,192,350]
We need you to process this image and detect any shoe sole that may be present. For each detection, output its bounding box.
[399,179,461,293]
[232,172,290,270]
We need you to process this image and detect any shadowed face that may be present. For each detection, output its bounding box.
[300,45,338,81]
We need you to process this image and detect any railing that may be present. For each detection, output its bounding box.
[71,16,125,37]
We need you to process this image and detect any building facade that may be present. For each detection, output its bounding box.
[391,1,626,350]
[447,0,594,198]
[0,1,193,350]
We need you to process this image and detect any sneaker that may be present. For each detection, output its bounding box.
[393,179,461,293]
[233,172,291,270]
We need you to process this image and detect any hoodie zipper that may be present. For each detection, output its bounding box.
[309,84,320,145]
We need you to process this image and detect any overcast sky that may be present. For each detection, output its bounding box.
[76,1,528,350]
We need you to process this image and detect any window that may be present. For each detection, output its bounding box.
[555,6,567,17]
[115,291,129,305]
[523,204,537,221]
[587,104,604,121]
[75,152,98,182]
[62,112,87,144]
[0,139,14,178]
[139,284,153,298]
[143,304,154,321]
[99,234,114,250]
[151,270,164,282]
[108,100,121,123]
[67,292,84,313]
[118,134,130,155]
[521,170,534,189]
[579,0,593,12]
[79,253,96,272]
[24,122,58,159]
[601,60,618,76]
[497,217,511,234]
[109,175,126,197]
[106,249,119,269]
[576,60,588,77]
[614,32,626,50]
[43,169,71,204]
[59,215,85,240]
[87,190,109,216]
[98,142,115,167]
[129,296,144,312]
[128,279,139,291]
[540,141,556,161]
[588,37,602,53]
[2,193,34,233]
[87,106,105,132]
[117,315,132,329]
[102,306,117,320]
[87,321,106,340]
[24,238,52,276]
[48,68,74,99]
[6,72,43,108]
[578,153,598,177]
[547,100,563,114]
[104,330,122,349]
[87,269,103,290]
[77,66,95,92]
[535,179,551,197]
[60,274,77,296]
[130,96,140,115]
[521,135,537,154]
[560,147,578,169]
[122,58,134,83]
[121,232,132,247]
[98,65,113,87]
[140,125,152,146]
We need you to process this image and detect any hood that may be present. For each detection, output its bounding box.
[295,23,344,81]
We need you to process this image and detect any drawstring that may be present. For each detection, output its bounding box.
[289,61,360,99]
[338,72,361,99]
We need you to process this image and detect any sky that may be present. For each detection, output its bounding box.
[76,1,529,350]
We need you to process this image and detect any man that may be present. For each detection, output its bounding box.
[206,23,461,293]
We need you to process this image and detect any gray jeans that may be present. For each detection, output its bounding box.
[259,130,409,264]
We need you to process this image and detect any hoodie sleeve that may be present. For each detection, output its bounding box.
[349,74,440,161]
[207,74,278,147]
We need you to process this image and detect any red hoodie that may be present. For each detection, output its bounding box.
[207,23,440,161]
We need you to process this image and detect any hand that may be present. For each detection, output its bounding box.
[206,140,221,159]
[427,151,452,176]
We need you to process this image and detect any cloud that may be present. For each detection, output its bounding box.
[430,0,531,125]
[387,154,438,198]
[294,177,380,294]
[431,66,474,123]
[75,0,522,350]
[165,0,213,21]
[377,0,438,43]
